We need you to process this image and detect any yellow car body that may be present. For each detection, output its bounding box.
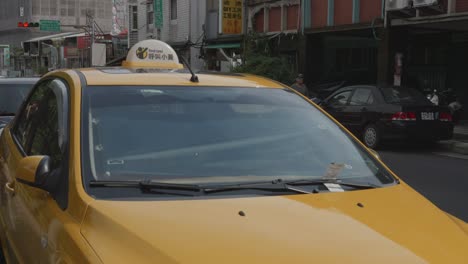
[0,41,467,263]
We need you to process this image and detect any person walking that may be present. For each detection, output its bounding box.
[290,74,309,97]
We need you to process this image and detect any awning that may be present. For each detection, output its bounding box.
[23,32,82,43]
[205,43,241,49]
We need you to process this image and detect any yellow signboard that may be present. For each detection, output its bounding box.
[221,0,243,34]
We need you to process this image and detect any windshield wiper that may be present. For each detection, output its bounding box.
[89,180,310,195]
[89,180,203,196]
[202,178,377,195]
[282,178,379,189]
[201,183,310,195]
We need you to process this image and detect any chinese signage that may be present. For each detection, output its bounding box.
[220,0,243,34]
[40,20,61,32]
[136,47,175,62]
[154,0,163,29]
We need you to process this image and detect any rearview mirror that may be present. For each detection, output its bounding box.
[16,156,50,186]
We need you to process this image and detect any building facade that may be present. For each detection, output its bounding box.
[385,0,468,114]
[298,0,468,118]
[302,0,384,88]
[0,0,114,75]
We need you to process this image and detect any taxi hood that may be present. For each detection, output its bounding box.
[80,184,468,264]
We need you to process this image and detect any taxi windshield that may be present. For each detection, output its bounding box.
[82,86,395,190]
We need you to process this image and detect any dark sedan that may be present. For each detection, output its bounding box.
[0,78,38,131]
[320,85,454,148]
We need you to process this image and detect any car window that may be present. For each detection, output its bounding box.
[82,86,396,198]
[380,87,431,105]
[14,79,67,169]
[349,88,372,106]
[14,81,50,150]
[0,83,34,115]
[328,91,352,106]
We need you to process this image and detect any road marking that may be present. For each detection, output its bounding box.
[432,152,468,160]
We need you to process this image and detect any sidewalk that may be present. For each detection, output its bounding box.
[439,121,468,155]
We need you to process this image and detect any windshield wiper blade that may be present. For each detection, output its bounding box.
[90,180,202,190]
[283,179,379,189]
[201,182,310,195]
[89,180,202,192]
[89,180,310,195]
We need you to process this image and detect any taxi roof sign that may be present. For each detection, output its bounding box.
[122,39,184,69]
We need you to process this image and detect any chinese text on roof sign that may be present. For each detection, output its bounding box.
[122,40,183,69]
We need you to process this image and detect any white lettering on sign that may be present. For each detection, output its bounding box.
[20,7,24,17]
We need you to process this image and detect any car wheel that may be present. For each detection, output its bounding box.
[363,124,380,149]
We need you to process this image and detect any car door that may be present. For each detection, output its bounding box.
[345,87,376,135]
[322,90,353,126]
[0,78,69,263]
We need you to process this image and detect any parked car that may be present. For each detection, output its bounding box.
[0,40,467,263]
[308,80,346,102]
[320,85,454,148]
[0,78,38,132]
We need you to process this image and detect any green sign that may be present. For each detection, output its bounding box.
[4,47,10,67]
[40,20,61,32]
[154,0,163,29]
[0,45,10,67]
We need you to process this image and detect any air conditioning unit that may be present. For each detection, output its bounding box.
[386,0,412,11]
[412,0,438,8]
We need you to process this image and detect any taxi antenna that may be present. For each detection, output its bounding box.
[178,55,199,83]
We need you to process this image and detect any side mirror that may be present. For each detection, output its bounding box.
[16,156,50,187]
[368,148,380,160]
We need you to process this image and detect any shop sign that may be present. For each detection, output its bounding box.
[220,0,243,35]
[65,47,78,57]
[154,0,163,29]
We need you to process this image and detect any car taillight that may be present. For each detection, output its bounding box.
[439,112,452,122]
[392,112,416,121]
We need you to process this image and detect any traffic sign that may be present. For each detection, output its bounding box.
[40,20,61,32]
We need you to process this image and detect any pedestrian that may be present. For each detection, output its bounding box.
[290,74,309,97]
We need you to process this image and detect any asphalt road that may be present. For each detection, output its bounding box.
[379,144,468,222]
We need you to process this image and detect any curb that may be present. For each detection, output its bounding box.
[438,140,468,155]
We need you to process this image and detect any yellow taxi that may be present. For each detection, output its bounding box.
[0,40,467,263]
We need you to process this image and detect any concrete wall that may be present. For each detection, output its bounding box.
[360,0,382,23]
[311,0,328,28]
[334,0,353,26]
[30,0,113,32]
[161,0,190,43]
[0,0,32,31]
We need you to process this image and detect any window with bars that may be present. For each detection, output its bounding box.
[171,0,177,20]
[131,5,138,30]
[147,3,154,26]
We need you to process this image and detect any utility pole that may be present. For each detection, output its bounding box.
[86,12,95,67]
[242,0,249,65]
